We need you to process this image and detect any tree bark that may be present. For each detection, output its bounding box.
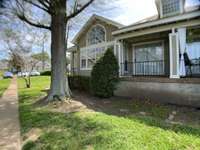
[47,0,71,101]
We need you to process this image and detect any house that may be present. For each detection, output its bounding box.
[69,0,200,107]
[69,14,124,76]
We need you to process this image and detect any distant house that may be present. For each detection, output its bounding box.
[69,0,200,107]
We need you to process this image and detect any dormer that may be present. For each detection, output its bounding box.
[155,0,185,18]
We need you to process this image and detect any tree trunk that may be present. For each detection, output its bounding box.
[47,0,71,101]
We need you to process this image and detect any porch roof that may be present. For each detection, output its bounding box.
[67,46,77,53]
[113,8,200,38]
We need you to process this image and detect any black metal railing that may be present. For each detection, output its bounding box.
[70,68,78,75]
[183,58,200,77]
[120,60,165,76]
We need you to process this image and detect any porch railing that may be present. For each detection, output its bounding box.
[120,60,165,76]
[70,67,78,75]
[184,58,200,77]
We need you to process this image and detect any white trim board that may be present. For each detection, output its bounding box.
[113,10,200,36]
[115,19,200,40]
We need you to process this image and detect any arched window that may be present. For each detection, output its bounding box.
[87,25,106,45]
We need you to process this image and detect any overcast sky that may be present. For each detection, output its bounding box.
[100,0,200,25]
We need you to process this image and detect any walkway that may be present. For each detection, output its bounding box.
[0,77,21,150]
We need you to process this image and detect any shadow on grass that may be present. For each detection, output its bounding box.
[19,89,200,150]
[21,108,112,150]
[70,92,200,138]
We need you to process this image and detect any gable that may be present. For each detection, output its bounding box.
[72,15,123,47]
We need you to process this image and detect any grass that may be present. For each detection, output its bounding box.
[0,78,11,97]
[18,76,200,150]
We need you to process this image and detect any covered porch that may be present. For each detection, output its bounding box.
[114,24,200,78]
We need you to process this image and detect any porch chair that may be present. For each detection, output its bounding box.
[183,52,193,76]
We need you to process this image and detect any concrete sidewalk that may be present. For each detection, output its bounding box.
[0,77,21,150]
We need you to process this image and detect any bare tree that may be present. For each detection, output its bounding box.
[0,0,119,101]
[23,56,40,88]
[3,0,95,101]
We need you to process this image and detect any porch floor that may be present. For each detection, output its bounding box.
[120,76,200,84]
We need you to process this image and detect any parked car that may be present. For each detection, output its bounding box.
[17,72,29,77]
[3,71,13,78]
[30,70,40,76]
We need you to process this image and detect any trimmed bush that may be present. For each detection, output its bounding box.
[68,75,91,92]
[91,48,119,98]
[40,71,51,76]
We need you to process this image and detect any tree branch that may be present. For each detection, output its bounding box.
[24,0,51,14]
[66,0,95,22]
[16,12,51,30]
[13,0,51,30]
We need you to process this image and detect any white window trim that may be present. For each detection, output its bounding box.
[80,41,115,70]
[86,24,107,46]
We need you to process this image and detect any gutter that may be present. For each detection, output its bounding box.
[112,10,200,36]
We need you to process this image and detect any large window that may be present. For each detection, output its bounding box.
[135,42,164,62]
[80,42,115,70]
[87,25,106,45]
[134,42,164,75]
[80,47,106,70]
[162,0,180,17]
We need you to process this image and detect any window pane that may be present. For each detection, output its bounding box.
[87,48,96,68]
[81,59,86,68]
[187,27,200,43]
[87,25,105,45]
[162,0,180,16]
[135,42,163,62]
[135,42,164,75]
[96,47,105,60]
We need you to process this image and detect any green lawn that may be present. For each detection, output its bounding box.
[18,76,200,150]
[0,78,11,97]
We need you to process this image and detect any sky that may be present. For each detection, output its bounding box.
[109,0,200,26]
[0,0,200,60]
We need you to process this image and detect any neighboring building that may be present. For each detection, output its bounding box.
[69,0,200,107]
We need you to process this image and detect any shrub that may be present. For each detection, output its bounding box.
[91,48,119,98]
[40,71,51,76]
[68,75,91,92]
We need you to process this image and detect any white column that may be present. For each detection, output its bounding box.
[119,41,124,76]
[178,28,186,77]
[169,31,180,78]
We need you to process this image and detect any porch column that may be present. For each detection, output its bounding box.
[169,29,180,78]
[178,28,186,77]
[118,40,124,76]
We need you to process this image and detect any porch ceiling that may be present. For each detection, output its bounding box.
[124,31,170,44]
